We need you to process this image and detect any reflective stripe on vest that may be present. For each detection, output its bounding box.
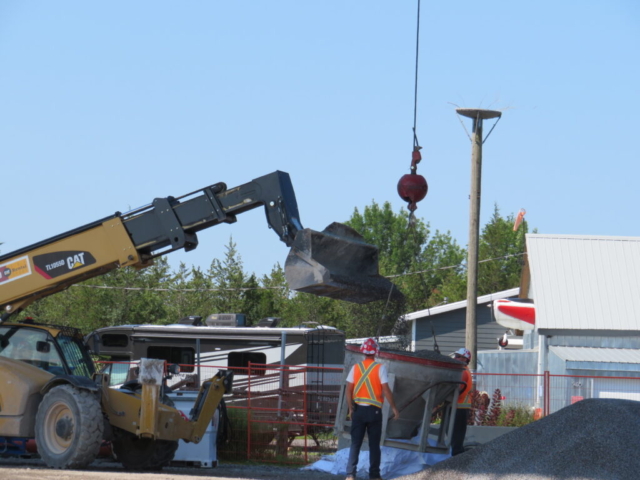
[353,360,383,408]
[458,368,472,409]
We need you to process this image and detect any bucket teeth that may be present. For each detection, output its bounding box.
[284,223,403,304]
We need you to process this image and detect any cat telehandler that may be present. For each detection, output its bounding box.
[0,170,398,470]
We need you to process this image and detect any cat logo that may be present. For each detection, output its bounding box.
[67,252,87,270]
[33,251,97,280]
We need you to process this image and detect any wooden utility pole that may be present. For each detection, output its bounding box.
[456,108,501,375]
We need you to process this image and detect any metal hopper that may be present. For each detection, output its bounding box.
[284,222,403,304]
[335,345,465,453]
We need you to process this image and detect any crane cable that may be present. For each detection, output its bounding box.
[379,0,425,343]
[412,0,422,151]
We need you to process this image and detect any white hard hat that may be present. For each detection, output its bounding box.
[452,347,471,361]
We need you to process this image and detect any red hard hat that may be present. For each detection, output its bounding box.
[360,338,379,355]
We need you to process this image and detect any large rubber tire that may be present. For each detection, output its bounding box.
[112,427,179,470]
[111,389,178,470]
[35,384,104,469]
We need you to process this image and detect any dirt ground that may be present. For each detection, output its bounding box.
[0,458,342,480]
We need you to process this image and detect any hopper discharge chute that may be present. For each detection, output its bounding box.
[284,222,403,304]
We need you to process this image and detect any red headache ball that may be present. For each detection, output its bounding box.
[397,173,428,212]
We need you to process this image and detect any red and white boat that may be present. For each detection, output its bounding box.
[492,298,536,331]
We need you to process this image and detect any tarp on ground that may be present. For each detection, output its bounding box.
[302,443,450,479]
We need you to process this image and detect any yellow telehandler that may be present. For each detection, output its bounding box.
[0,170,399,469]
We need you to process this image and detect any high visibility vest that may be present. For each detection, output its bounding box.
[353,359,383,408]
[458,367,472,409]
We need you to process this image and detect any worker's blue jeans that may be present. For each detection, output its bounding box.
[451,407,469,456]
[347,405,383,479]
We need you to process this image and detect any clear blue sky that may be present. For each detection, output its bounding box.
[2,1,639,279]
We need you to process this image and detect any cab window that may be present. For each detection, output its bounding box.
[0,326,64,374]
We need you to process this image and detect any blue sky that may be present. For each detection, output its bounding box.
[2,1,639,279]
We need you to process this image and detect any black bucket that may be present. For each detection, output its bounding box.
[284,223,403,304]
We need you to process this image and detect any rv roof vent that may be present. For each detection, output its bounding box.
[257,317,281,328]
[205,313,247,327]
[178,315,203,326]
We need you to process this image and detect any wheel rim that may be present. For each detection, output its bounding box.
[43,400,75,454]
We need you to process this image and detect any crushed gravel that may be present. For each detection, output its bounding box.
[396,398,640,480]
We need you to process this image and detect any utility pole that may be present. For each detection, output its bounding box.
[456,108,501,375]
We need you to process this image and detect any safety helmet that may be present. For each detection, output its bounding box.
[452,347,471,361]
[360,338,379,355]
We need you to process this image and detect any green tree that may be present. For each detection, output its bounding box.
[252,264,291,322]
[207,237,255,322]
[338,201,466,338]
[166,263,217,322]
[477,205,529,295]
[346,201,466,308]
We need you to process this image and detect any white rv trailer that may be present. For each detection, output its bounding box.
[86,314,345,393]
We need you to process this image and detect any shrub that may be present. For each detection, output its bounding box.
[469,389,535,427]
[496,404,536,427]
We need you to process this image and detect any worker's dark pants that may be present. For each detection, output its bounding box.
[451,407,470,456]
[347,405,383,479]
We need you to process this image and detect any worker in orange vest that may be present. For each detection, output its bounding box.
[345,338,399,480]
[451,347,472,456]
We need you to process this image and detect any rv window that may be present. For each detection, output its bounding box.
[147,346,195,373]
[102,334,129,348]
[228,351,266,376]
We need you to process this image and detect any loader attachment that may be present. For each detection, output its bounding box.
[284,222,403,304]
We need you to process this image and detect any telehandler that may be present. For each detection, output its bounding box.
[0,170,398,470]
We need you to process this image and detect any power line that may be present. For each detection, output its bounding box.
[71,284,286,292]
[69,252,525,292]
[386,252,526,279]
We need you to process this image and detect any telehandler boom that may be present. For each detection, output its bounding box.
[0,170,398,470]
[1,170,396,321]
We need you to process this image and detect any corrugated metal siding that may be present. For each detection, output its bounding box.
[549,346,640,375]
[526,234,640,330]
[549,346,640,364]
[547,351,567,375]
[549,335,640,349]
[477,350,538,375]
[475,351,539,406]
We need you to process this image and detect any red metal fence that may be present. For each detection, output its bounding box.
[96,361,343,465]
[215,363,342,464]
[96,361,640,462]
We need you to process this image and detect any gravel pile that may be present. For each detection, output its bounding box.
[396,398,640,480]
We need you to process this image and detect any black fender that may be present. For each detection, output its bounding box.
[40,375,100,395]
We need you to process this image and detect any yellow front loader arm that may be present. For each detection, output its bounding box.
[100,365,233,443]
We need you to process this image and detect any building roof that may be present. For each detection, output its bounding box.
[403,287,519,321]
[526,234,640,330]
[550,346,640,364]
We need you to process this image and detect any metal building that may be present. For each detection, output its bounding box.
[399,234,640,413]
[523,233,640,377]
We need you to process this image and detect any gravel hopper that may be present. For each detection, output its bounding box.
[335,344,466,454]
